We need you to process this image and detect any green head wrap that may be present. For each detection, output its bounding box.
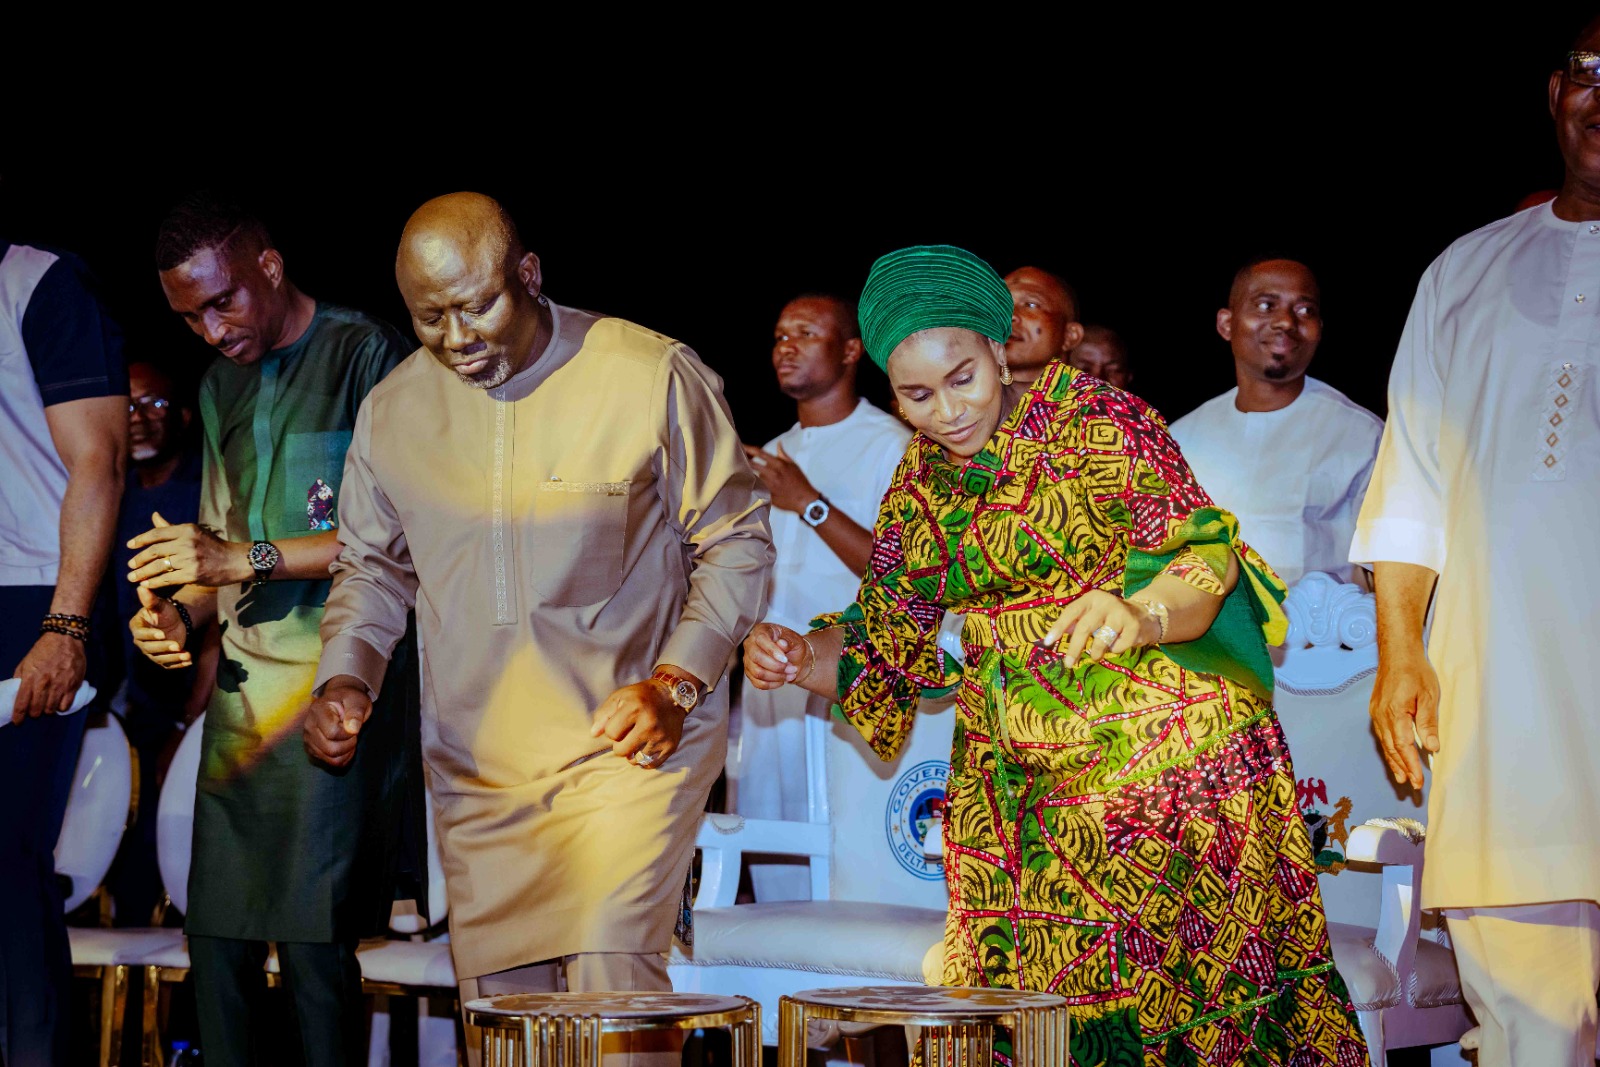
[857,244,1013,373]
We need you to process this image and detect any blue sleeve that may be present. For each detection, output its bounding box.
[20,254,127,407]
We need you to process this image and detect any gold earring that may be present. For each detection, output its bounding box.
[896,404,908,420]
[999,362,1013,386]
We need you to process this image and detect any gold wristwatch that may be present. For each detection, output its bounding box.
[650,667,701,712]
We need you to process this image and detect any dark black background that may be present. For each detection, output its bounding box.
[3,14,1589,446]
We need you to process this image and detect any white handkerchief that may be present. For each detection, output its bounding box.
[0,678,96,726]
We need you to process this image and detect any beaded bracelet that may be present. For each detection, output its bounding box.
[41,613,91,643]
[171,600,194,647]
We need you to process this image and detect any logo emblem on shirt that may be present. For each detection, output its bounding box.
[307,478,337,530]
[885,760,948,880]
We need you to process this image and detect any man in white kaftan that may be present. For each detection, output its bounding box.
[1171,258,1382,588]
[736,294,908,900]
[1351,29,1600,1064]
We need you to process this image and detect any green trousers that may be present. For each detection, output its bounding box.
[190,935,364,1066]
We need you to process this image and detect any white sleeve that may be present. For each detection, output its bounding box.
[1350,261,1448,571]
[867,427,912,517]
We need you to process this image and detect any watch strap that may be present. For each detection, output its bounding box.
[802,496,832,527]
[249,540,280,585]
[650,667,701,710]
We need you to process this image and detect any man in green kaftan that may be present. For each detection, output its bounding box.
[128,192,419,1066]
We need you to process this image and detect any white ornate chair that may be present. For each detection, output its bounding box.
[671,695,955,1044]
[359,775,462,1067]
[57,709,179,1067]
[134,715,461,1065]
[1274,572,1471,1064]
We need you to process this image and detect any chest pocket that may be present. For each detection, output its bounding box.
[283,430,353,532]
[530,480,629,606]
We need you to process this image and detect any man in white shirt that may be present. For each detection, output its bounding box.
[1351,25,1600,1065]
[1168,258,1382,587]
[737,294,910,899]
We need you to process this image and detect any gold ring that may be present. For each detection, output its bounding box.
[164,556,175,571]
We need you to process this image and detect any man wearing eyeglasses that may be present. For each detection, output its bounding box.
[1353,19,1600,1065]
[107,360,210,928]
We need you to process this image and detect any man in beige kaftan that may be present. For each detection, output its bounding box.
[304,194,772,1035]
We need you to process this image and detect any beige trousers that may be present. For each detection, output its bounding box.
[1442,902,1600,1067]
[459,952,677,1067]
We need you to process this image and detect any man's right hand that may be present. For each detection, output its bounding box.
[11,631,89,723]
[303,677,372,768]
[1369,644,1440,791]
[129,586,192,669]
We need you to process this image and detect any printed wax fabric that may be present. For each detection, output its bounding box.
[815,363,1367,1066]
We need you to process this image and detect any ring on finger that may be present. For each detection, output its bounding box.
[1091,625,1119,647]
[632,750,657,768]
[163,556,175,572]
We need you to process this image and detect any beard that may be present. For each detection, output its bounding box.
[1262,360,1293,381]
[455,352,517,390]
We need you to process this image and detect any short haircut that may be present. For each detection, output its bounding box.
[1007,266,1080,322]
[154,191,274,272]
[1040,269,1081,322]
[787,292,861,340]
[1573,15,1600,52]
[127,356,199,410]
[1077,323,1128,356]
[1227,254,1318,307]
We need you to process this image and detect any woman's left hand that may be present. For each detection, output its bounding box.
[1040,590,1160,665]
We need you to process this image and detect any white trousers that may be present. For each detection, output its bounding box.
[1442,902,1600,1067]
[732,682,825,902]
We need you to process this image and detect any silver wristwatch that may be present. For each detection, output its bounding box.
[801,496,832,528]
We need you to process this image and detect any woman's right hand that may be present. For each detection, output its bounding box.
[743,623,808,690]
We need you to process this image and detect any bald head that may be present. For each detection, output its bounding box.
[396,192,547,390]
[397,192,525,291]
[1003,266,1083,382]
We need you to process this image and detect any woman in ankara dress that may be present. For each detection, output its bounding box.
[744,246,1367,1067]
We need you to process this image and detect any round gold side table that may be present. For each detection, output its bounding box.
[465,991,760,1067]
[778,985,1068,1067]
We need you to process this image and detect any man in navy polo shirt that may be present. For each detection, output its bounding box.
[0,237,128,1063]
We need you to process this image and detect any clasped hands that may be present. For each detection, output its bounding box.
[302,676,687,770]
[126,511,251,590]
[743,590,1163,691]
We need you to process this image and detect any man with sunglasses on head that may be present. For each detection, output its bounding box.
[1352,19,1600,1065]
